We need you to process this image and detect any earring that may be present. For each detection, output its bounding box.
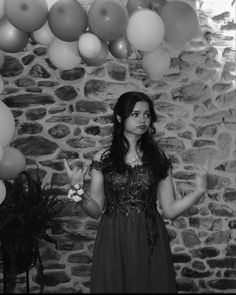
[116,115,121,123]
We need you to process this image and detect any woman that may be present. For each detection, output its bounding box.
[64,91,208,293]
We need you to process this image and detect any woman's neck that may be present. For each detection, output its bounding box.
[124,131,141,151]
[124,133,143,166]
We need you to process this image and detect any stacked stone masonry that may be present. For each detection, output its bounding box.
[0,1,235,293]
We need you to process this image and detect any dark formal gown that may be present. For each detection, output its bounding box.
[90,160,177,293]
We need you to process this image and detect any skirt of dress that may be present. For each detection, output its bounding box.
[90,211,177,293]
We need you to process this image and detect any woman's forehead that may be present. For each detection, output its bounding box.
[132,101,150,111]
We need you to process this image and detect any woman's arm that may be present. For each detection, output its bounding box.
[63,151,105,220]
[80,166,105,220]
[158,168,207,220]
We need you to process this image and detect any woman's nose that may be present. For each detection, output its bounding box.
[139,116,145,122]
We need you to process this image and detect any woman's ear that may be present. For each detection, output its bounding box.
[116,115,121,123]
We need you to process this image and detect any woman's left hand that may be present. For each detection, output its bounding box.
[195,158,210,192]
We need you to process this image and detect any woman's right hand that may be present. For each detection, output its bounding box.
[63,158,89,187]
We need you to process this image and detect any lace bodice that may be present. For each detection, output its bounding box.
[90,160,164,257]
[90,160,159,216]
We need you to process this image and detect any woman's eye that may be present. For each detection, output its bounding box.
[131,112,138,117]
[144,113,151,117]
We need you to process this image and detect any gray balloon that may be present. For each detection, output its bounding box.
[109,35,132,59]
[0,17,29,53]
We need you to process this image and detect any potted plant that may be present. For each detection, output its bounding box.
[0,167,65,293]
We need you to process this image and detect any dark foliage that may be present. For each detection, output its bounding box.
[0,168,64,292]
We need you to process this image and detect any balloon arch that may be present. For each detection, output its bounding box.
[0,0,200,73]
[0,0,200,203]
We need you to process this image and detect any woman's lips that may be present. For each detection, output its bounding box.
[137,125,147,130]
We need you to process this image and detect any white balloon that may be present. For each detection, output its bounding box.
[0,50,4,68]
[142,47,170,79]
[0,75,4,94]
[0,101,15,146]
[33,21,54,46]
[0,180,6,205]
[48,38,81,70]
[0,145,3,162]
[127,9,165,52]
[78,32,102,59]
[0,0,5,19]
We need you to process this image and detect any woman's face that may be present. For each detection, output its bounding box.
[124,101,151,136]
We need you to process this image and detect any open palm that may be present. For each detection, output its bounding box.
[63,159,88,187]
[195,158,211,192]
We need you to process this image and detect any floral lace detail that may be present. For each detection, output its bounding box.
[90,160,161,259]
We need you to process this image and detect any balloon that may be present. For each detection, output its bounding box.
[160,1,199,49]
[46,0,58,10]
[109,35,132,59]
[81,40,109,66]
[78,32,102,59]
[177,0,196,10]
[142,46,170,78]
[88,0,128,41]
[0,75,4,94]
[0,17,29,53]
[33,21,54,46]
[0,146,26,180]
[48,0,88,42]
[0,0,5,19]
[164,43,182,57]
[0,180,6,205]
[5,0,48,32]
[0,50,4,68]
[127,9,165,52]
[0,101,15,146]
[48,38,81,70]
[0,145,3,162]
[127,0,150,15]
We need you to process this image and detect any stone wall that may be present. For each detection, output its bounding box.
[0,1,235,293]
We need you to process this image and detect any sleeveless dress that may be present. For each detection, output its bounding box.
[90,160,177,293]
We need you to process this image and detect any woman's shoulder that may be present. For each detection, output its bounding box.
[91,148,109,171]
[93,148,108,162]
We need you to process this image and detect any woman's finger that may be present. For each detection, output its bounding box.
[83,163,90,179]
[203,157,211,171]
[63,158,71,173]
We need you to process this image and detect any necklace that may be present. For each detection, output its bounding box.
[126,157,139,164]
[125,152,141,165]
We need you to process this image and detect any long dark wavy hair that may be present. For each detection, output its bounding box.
[101,91,171,179]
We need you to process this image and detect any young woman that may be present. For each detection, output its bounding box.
[64,91,208,293]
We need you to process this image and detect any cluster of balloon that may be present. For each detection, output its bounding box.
[126,0,199,77]
[0,92,26,205]
[0,0,199,74]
